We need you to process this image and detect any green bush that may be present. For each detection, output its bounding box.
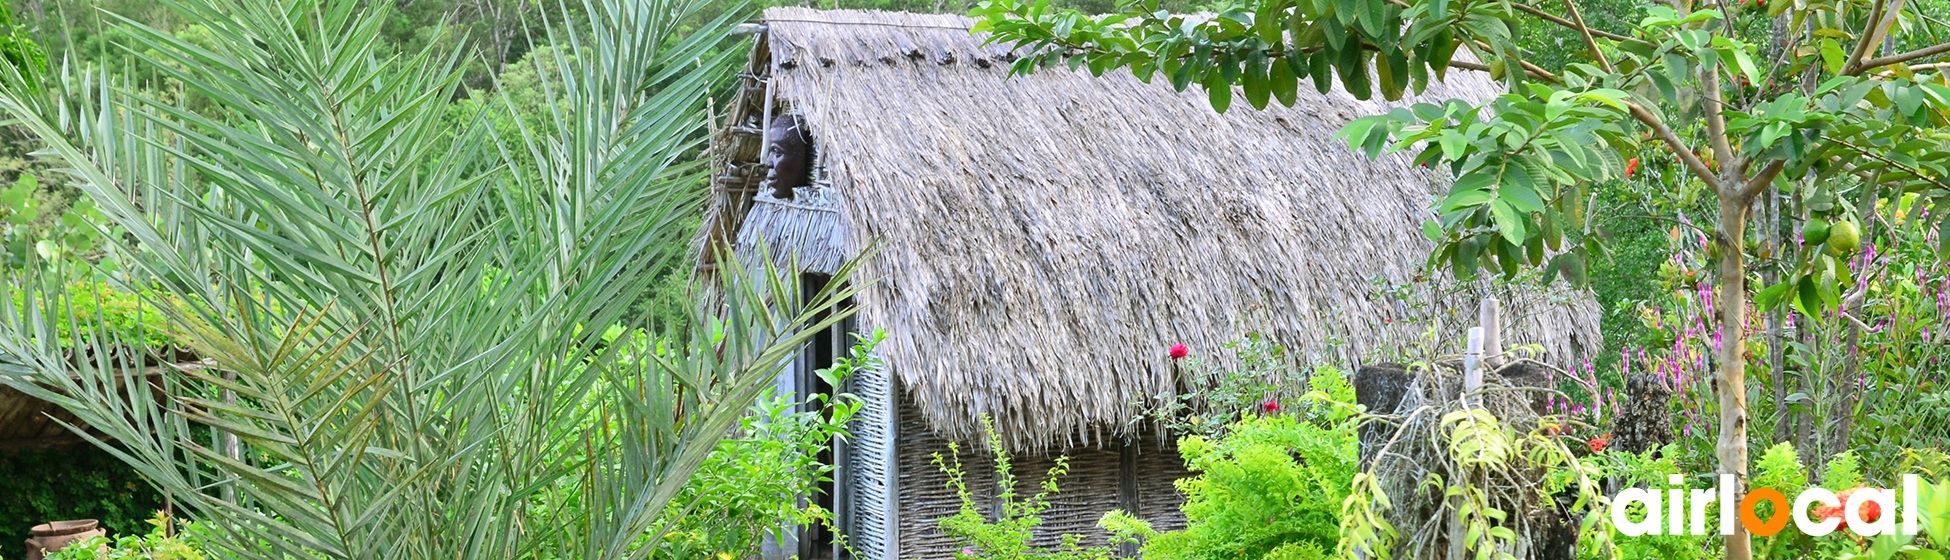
[8,282,194,351]
[646,331,878,558]
[0,446,166,548]
[43,513,205,560]
[1138,412,1357,560]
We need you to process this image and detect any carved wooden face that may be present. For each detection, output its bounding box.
[764,114,810,199]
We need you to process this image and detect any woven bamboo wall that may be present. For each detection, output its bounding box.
[846,353,895,559]
[1134,437,1192,534]
[897,394,989,558]
[892,395,1193,558]
[1012,446,1121,549]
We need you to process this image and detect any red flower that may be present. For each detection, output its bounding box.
[1260,401,1281,413]
[1626,158,1640,179]
[1544,425,1562,436]
[1169,344,1189,360]
[1587,434,1611,453]
[1817,487,1884,530]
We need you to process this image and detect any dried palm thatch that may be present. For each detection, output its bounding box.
[693,8,1603,452]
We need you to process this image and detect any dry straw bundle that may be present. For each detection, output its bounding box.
[1357,355,1597,560]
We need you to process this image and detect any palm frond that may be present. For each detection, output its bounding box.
[0,1,838,559]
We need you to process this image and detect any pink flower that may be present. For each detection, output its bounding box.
[1260,401,1281,413]
[1169,344,1189,360]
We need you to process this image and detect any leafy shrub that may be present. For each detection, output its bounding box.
[1131,364,1357,560]
[45,512,205,560]
[25,282,196,350]
[1137,333,1306,439]
[1138,411,1357,560]
[934,416,1110,560]
[0,445,166,548]
[647,331,879,558]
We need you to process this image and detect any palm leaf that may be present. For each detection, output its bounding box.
[0,1,850,559]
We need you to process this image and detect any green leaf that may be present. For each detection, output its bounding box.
[1270,56,1299,106]
[1938,209,1950,259]
[1497,164,1544,212]
[1205,71,1234,113]
[1171,59,1196,91]
[1455,235,1482,275]
[1244,50,1272,110]
[1549,253,1586,285]
[1376,48,1400,102]
[1220,49,1242,85]
[1381,49,1408,101]
[1310,49,1335,94]
[1755,281,1794,311]
[1427,28,1456,80]
[1795,275,1823,316]
[1821,38,1846,75]
[1339,46,1372,100]
[1490,199,1527,244]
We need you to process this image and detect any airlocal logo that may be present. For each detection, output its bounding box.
[1610,474,1924,537]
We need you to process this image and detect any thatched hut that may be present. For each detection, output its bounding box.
[692,8,1603,559]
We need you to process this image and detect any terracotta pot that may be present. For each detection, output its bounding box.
[23,519,105,560]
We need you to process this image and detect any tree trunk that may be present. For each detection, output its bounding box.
[1764,184,1789,444]
[1717,194,1754,560]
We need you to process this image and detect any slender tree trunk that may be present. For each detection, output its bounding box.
[1765,185,1789,444]
[1717,193,1754,560]
[1820,181,1877,458]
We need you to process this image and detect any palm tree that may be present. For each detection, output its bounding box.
[0,1,852,559]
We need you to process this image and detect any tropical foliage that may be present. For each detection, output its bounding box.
[972,0,1950,555]
[0,3,866,560]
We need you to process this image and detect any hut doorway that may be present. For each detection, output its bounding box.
[796,272,855,560]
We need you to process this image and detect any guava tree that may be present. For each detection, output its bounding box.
[973,0,1950,556]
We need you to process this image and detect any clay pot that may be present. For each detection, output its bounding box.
[23,519,105,560]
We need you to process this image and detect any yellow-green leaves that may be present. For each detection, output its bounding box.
[1442,409,1513,468]
[1821,38,1847,75]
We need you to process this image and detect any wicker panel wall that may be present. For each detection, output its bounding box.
[896,396,994,559]
[1012,446,1121,549]
[1133,437,1192,534]
[891,394,1198,558]
[847,354,896,560]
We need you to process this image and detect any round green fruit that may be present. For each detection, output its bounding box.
[1801,217,1831,246]
[1824,220,1861,256]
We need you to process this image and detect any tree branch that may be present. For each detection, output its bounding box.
[1855,42,1950,75]
[1628,101,1722,191]
[1702,69,1736,192]
[1831,138,1950,194]
[1471,40,1563,83]
[1738,160,1785,202]
[1507,2,1652,46]
[1562,0,1614,73]
[1842,0,1891,75]
[1448,60,1557,82]
[1874,61,1950,77]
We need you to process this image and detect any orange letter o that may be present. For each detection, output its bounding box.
[1741,488,1791,536]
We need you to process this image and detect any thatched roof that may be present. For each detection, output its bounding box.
[695,8,1603,452]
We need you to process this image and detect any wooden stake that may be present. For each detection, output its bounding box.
[1478,297,1503,370]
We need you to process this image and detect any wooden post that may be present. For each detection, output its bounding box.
[1464,327,1484,406]
[1478,297,1503,370]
